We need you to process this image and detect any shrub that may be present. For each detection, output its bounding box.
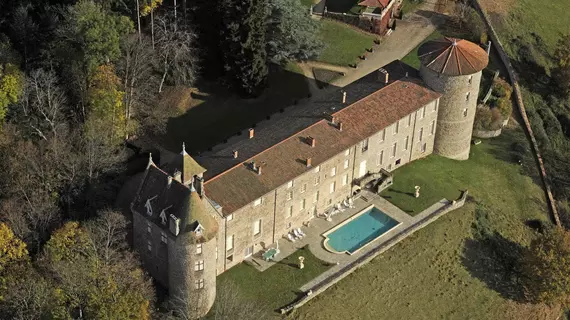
[495,97,512,119]
[493,78,512,99]
[474,107,493,130]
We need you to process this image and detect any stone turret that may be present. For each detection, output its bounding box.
[418,37,489,160]
[167,181,218,319]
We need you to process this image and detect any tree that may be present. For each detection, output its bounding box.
[87,64,127,143]
[140,0,163,49]
[0,63,24,129]
[221,0,269,97]
[58,0,134,72]
[154,13,198,93]
[266,0,323,64]
[522,227,570,305]
[0,222,29,300]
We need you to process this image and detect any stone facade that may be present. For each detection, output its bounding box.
[218,100,437,270]
[420,65,482,160]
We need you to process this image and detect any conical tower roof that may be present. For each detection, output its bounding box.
[178,186,218,244]
[167,143,207,185]
[418,37,488,76]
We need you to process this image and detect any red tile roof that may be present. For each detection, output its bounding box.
[358,0,390,8]
[204,77,441,214]
[418,37,489,76]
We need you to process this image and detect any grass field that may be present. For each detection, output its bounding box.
[290,127,555,320]
[318,19,377,66]
[401,30,443,69]
[162,62,310,153]
[214,247,331,314]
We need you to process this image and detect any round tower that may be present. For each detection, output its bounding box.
[168,186,218,319]
[418,37,489,160]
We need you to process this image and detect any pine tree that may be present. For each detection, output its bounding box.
[221,0,268,97]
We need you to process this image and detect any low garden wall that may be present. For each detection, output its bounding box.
[323,12,382,36]
[471,0,560,225]
[473,128,502,138]
[280,191,469,314]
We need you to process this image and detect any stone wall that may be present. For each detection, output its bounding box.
[473,128,502,138]
[471,0,560,225]
[323,13,384,36]
[219,99,439,272]
[281,191,470,314]
[421,65,482,160]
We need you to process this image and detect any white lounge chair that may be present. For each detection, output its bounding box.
[348,198,355,208]
[296,228,306,237]
[342,200,350,208]
[291,230,302,240]
[293,229,304,239]
[285,233,296,242]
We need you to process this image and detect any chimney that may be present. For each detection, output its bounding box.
[251,161,257,171]
[233,150,238,159]
[331,115,337,124]
[378,68,389,84]
[308,136,316,147]
[338,122,344,131]
[173,171,182,182]
[306,158,312,168]
[169,214,180,236]
[167,176,173,187]
[248,128,255,139]
[405,72,409,78]
[257,166,262,175]
[342,91,347,104]
[196,176,205,198]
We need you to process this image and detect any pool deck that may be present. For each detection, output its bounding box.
[245,190,447,278]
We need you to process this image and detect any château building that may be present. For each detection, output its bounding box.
[127,37,488,319]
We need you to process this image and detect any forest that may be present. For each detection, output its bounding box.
[0,0,322,318]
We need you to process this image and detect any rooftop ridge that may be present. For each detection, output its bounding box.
[204,80,401,185]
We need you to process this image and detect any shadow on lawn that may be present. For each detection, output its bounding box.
[462,232,528,302]
[162,64,340,153]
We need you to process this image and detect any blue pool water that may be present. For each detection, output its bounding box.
[326,207,399,254]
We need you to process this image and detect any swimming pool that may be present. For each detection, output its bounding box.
[323,205,400,255]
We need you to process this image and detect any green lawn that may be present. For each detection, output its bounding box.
[400,30,442,69]
[291,127,554,319]
[318,19,377,66]
[214,247,331,314]
[400,0,423,16]
[162,62,310,153]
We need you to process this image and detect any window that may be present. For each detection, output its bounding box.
[430,120,435,135]
[287,205,293,217]
[300,199,306,211]
[227,255,233,262]
[404,136,409,151]
[286,191,293,201]
[329,182,336,194]
[161,231,167,244]
[342,174,349,186]
[344,159,349,169]
[418,107,425,119]
[195,279,204,289]
[394,122,399,135]
[330,166,337,177]
[362,138,369,152]
[314,176,320,185]
[392,143,397,157]
[196,244,202,254]
[419,127,424,141]
[147,240,152,252]
[147,221,151,233]
[286,180,293,189]
[421,143,427,153]
[468,76,473,85]
[422,106,426,118]
[396,159,401,165]
[314,165,320,173]
[463,108,468,117]
[378,150,384,166]
[244,246,253,258]
[253,220,261,236]
[226,235,234,251]
[194,260,204,271]
[466,92,470,101]
[253,198,262,207]
[433,101,438,112]
[226,214,233,221]
[380,129,386,142]
[313,191,319,203]
[345,149,350,156]
[407,114,412,127]
[358,160,367,178]
[301,184,307,193]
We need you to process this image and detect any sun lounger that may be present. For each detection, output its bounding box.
[291,230,302,240]
[296,228,306,237]
[285,233,296,242]
[293,229,304,239]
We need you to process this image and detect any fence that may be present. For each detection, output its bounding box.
[471,0,560,226]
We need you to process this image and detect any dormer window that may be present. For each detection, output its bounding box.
[159,210,167,225]
[194,223,204,235]
[145,196,157,216]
